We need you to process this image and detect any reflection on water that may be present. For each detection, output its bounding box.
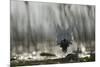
[10,1,95,64]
